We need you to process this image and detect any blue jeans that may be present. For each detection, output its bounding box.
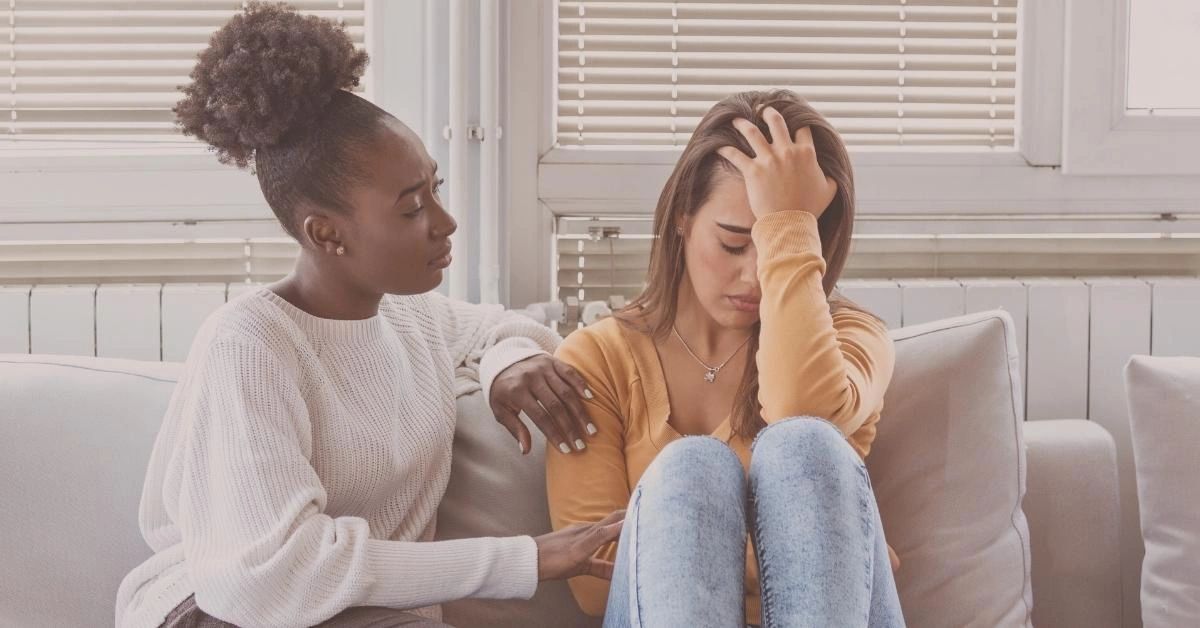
[602,417,905,628]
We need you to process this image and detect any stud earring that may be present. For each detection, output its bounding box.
[335,245,346,256]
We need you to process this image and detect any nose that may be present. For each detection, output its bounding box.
[738,251,758,285]
[431,199,457,238]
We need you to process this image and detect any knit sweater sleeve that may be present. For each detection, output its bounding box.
[423,291,562,400]
[752,211,895,451]
[165,335,539,628]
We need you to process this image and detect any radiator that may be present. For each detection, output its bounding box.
[0,282,262,363]
[4,277,1198,420]
[833,277,1200,423]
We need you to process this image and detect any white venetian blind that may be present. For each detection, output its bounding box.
[1,0,366,146]
[0,237,299,284]
[557,0,1018,148]
[555,216,1200,305]
[557,217,654,303]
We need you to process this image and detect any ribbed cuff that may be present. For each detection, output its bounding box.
[506,535,540,599]
[751,210,824,261]
[480,338,549,403]
[363,535,540,608]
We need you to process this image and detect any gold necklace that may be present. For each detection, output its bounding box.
[670,324,752,383]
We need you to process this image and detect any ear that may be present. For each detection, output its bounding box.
[301,214,344,256]
[677,213,693,238]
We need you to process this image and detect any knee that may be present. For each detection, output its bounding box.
[750,416,860,472]
[642,436,743,498]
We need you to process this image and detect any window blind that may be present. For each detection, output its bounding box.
[555,216,1200,304]
[0,237,298,284]
[557,0,1018,148]
[557,216,654,303]
[1,0,366,146]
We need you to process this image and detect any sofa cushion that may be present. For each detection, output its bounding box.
[0,353,585,628]
[1124,355,1200,627]
[868,310,1033,627]
[436,391,596,627]
[0,309,1037,628]
[0,355,182,628]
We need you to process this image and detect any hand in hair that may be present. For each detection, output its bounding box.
[717,106,839,220]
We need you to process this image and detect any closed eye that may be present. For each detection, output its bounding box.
[721,243,749,255]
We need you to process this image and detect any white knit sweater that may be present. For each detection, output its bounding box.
[114,288,560,628]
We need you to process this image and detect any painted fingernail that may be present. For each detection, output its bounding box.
[586,423,598,436]
[574,439,586,451]
[559,442,571,454]
[584,388,594,400]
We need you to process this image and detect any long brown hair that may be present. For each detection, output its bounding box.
[617,89,877,439]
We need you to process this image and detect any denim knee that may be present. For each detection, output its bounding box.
[750,416,862,472]
[641,436,744,496]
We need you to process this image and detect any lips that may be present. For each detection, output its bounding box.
[429,244,453,269]
[728,295,761,312]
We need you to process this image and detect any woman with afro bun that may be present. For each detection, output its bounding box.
[115,4,621,627]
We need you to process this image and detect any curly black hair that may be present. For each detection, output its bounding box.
[175,2,389,239]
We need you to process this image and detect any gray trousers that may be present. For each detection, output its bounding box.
[159,594,454,628]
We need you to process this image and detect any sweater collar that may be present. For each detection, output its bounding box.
[256,288,387,345]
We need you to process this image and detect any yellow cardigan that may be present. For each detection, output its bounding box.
[546,211,896,625]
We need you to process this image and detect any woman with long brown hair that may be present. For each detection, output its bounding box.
[546,90,904,627]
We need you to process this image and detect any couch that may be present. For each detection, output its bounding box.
[0,310,1122,627]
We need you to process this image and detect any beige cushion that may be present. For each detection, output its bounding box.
[1022,420,1121,628]
[1124,355,1200,628]
[0,355,181,628]
[868,310,1033,627]
[0,308,1057,628]
[437,390,596,628]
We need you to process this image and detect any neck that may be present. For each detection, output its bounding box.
[271,249,382,320]
[671,277,752,359]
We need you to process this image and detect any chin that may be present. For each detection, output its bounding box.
[420,269,444,292]
[718,307,760,329]
[386,269,443,296]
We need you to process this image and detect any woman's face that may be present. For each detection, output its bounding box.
[680,169,762,330]
[336,118,458,296]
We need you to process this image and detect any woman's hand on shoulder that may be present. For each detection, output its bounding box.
[489,354,597,456]
[717,106,838,220]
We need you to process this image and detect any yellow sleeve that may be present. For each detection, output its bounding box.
[545,325,630,617]
[752,211,895,440]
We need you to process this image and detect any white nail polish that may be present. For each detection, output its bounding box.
[584,388,594,400]
[586,423,598,436]
[559,443,571,454]
[574,439,586,451]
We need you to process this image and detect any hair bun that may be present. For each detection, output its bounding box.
[174,2,369,168]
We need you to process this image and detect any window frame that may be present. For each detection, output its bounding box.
[1061,0,1200,175]
[505,0,1200,306]
[0,0,420,235]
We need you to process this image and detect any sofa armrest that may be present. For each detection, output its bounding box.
[1022,419,1122,628]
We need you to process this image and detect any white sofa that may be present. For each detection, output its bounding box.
[0,310,1122,627]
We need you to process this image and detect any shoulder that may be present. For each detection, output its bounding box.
[559,317,627,360]
[188,290,305,370]
[556,317,641,388]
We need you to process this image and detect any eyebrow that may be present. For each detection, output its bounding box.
[395,162,439,205]
[715,221,752,235]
